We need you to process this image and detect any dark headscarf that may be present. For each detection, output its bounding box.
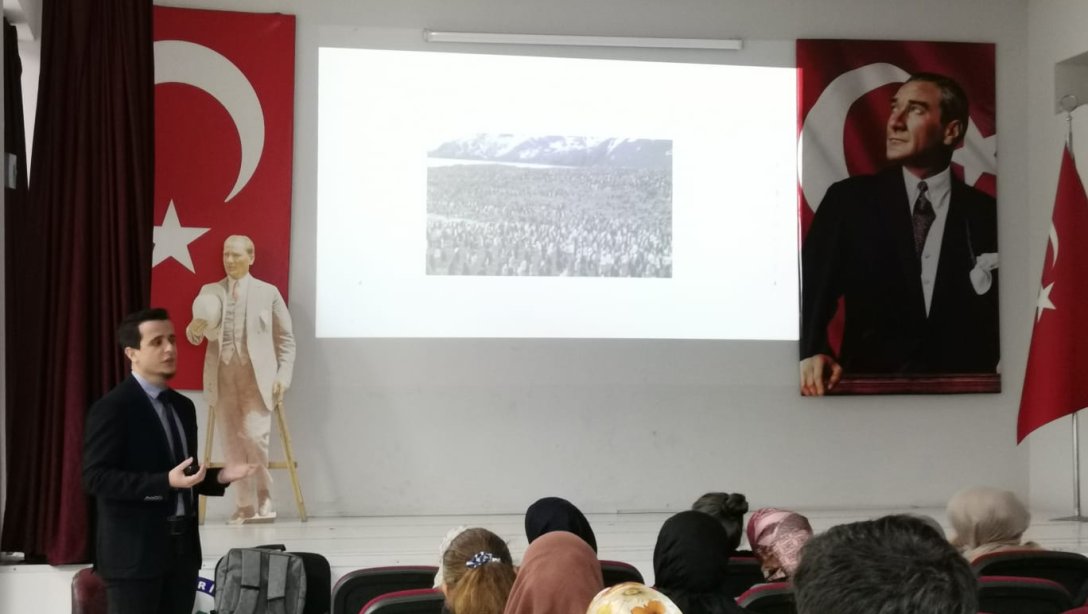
[653,511,747,614]
[525,497,597,553]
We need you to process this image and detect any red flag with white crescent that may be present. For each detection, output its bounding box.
[151,7,295,390]
[1018,147,1088,442]
[796,40,996,358]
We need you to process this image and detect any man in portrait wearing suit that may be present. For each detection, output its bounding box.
[83,308,255,614]
[186,234,296,523]
[800,72,999,396]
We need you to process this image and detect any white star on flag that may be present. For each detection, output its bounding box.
[152,200,209,273]
[952,118,997,186]
[1036,282,1056,322]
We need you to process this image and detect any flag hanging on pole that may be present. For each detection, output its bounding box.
[1018,145,1088,442]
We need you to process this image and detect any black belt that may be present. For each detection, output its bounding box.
[166,515,192,536]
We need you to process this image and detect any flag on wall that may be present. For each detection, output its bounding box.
[151,7,295,389]
[1018,146,1088,442]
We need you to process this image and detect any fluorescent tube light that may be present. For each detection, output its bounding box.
[422,30,743,51]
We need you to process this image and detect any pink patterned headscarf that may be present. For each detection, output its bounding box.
[745,508,813,581]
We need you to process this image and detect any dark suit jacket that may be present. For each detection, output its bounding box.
[801,167,1000,374]
[83,375,225,579]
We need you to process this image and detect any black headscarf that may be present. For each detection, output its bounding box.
[653,511,747,614]
[524,497,598,553]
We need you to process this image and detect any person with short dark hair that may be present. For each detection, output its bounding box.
[793,514,978,614]
[691,491,749,552]
[83,308,255,614]
[800,72,999,395]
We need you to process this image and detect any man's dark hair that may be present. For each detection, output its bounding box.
[117,308,170,350]
[793,514,977,614]
[906,72,970,146]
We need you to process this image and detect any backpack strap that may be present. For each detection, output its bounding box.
[265,552,291,614]
[237,548,263,614]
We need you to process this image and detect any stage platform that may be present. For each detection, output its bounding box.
[6,506,1088,613]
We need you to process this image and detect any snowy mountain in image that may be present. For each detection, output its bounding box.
[428,134,672,170]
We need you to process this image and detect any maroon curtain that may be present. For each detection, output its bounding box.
[1,0,154,563]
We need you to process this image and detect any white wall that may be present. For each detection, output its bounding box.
[156,0,1035,519]
[1025,0,1088,513]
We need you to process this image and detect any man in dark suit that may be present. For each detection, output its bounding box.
[83,308,255,614]
[800,73,999,395]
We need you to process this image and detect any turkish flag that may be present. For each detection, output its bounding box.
[1017,147,1088,442]
[151,8,295,390]
[797,40,996,365]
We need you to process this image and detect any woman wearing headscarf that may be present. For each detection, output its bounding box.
[504,531,604,614]
[947,486,1042,563]
[586,582,682,614]
[525,496,598,552]
[653,510,748,614]
[745,507,813,581]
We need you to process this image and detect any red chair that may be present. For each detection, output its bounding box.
[724,556,766,598]
[600,559,644,587]
[71,568,107,614]
[359,588,444,614]
[332,565,438,614]
[977,576,1073,614]
[736,581,795,614]
[972,550,1088,596]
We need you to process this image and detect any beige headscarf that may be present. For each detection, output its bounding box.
[947,486,1041,562]
[586,582,682,614]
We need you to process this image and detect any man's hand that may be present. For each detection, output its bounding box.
[168,457,207,488]
[272,380,288,405]
[800,354,843,396]
[186,319,208,345]
[217,463,258,485]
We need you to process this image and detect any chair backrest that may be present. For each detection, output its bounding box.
[332,566,439,614]
[600,560,644,587]
[736,581,795,614]
[972,550,1088,596]
[977,575,1073,614]
[71,568,107,614]
[360,588,444,614]
[724,556,766,598]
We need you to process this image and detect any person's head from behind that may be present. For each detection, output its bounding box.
[885,72,969,176]
[691,491,749,552]
[118,308,176,385]
[525,496,598,553]
[793,514,977,614]
[504,531,603,614]
[946,486,1030,555]
[746,507,813,581]
[586,582,682,614]
[440,527,516,614]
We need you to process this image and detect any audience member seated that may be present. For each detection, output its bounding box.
[434,525,469,589]
[692,492,750,554]
[947,486,1041,563]
[586,582,682,614]
[525,496,598,553]
[793,514,978,614]
[653,510,749,614]
[504,531,604,614]
[746,508,813,581]
[440,528,517,614]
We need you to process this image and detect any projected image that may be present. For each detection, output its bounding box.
[426,134,672,278]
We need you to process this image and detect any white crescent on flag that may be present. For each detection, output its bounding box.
[153,39,266,203]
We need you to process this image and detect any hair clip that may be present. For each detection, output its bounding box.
[466,551,500,568]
